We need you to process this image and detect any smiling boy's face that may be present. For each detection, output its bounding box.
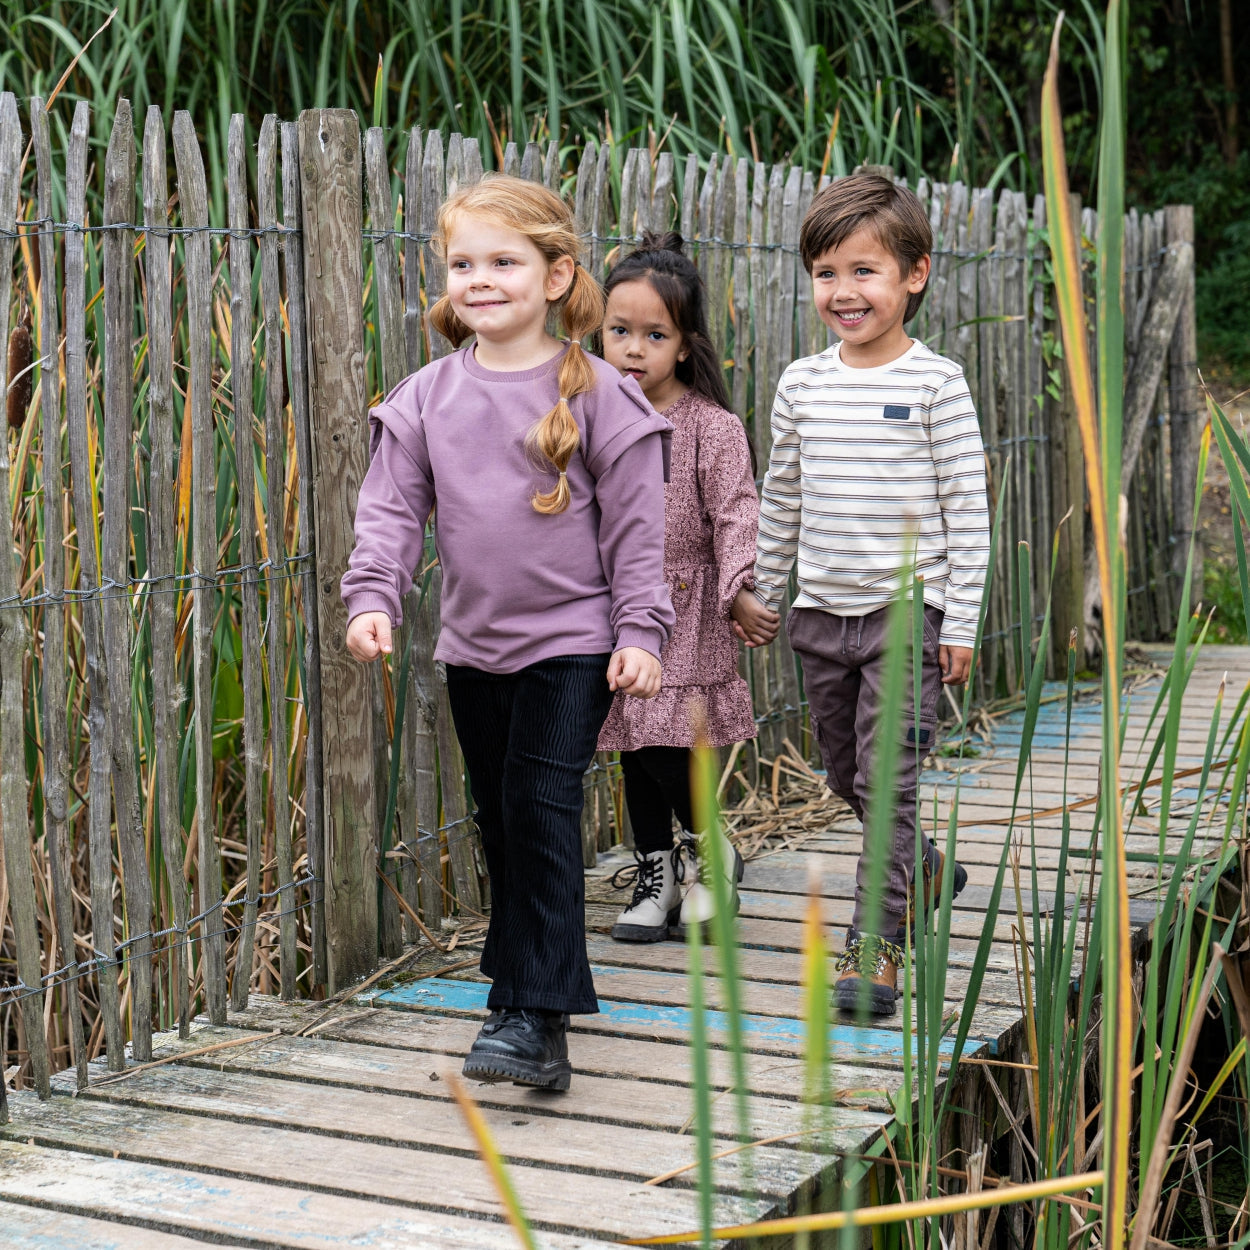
[810,226,930,368]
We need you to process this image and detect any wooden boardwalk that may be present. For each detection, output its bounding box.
[2,645,1244,1248]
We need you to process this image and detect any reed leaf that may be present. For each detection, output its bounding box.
[1040,10,1132,1241]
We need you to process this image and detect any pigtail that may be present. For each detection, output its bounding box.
[527,264,605,515]
[429,292,473,347]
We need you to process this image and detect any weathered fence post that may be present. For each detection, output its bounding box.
[0,91,50,1105]
[1166,205,1201,602]
[297,108,378,990]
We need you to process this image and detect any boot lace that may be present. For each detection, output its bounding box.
[673,832,702,885]
[834,932,905,979]
[610,851,665,910]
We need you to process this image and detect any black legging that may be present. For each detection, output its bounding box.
[446,654,612,1016]
[619,745,694,856]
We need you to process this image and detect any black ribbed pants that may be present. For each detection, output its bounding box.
[619,746,694,855]
[446,654,613,1016]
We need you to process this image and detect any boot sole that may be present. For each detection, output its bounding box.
[834,980,899,1017]
[611,921,672,943]
[462,1054,572,1092]
[612,905,682,944]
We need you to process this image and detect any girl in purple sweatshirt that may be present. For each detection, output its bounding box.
[342,176,673,1092]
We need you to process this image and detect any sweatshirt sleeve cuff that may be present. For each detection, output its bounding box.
[343,590,401,629]
[614,624,666,661]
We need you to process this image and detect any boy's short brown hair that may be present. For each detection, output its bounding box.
[799,173,933,323]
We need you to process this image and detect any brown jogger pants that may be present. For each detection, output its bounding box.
[787,603,945,937]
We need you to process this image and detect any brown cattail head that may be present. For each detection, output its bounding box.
[6,309,33,430]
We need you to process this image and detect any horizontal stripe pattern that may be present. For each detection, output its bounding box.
[753,340,990,646]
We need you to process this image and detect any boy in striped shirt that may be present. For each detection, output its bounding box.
[743,173,990,1015]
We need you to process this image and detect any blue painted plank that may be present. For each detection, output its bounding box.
[365,979,999,1060]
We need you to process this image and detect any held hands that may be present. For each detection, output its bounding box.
[608,647,662,699]
[346,611,393,662]
[940,644,973,686]
[731,588,781,648]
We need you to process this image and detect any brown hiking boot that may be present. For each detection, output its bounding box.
[834,929,904,1016]
[896,842,968,945]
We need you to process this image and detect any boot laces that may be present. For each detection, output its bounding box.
[610,851,665,909]
[835,932,904,978]
[676,832,710,886]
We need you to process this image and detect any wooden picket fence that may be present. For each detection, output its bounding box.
[0,96,1197,1096]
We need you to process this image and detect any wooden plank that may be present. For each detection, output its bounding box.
[573,138,597,258]
[445,132,463,197]
[695,152,716,290]
[406,587,446,921]
[142,105,191,1035]
[172,109,227,1024]
[0,1198,250,1249]
[103,101,155,1060]
[5,1092,770,1238]
[730,158,750,420]
[365,124,407,958]
[257,114,296,999]
[0,1141,617,1250]
[502,139,519,177]
[749,161,770,469]
[297,109,377,990]
[280,119,327,986]
[543,139,560,190]
[679,152,699,247]
[67,1031,879,1155]
[421,130,449,360]
[0,90,50,1104]
[651,150,674,233]
[30,96,87,1086]
[227,996,898,1110]
[227,114,268,1012]
[64,99,125,1070]
[519,138,540,183]
[402,127,424,373]
[618,147,640,252]
[794,169,815,362]
[590,141,612,278]
[366,977,1011,1061]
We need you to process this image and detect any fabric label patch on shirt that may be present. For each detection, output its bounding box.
[883,404,911,421]
[907,726,931,745]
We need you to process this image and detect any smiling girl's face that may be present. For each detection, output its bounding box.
[445,215,573,349]
[601,278,689,411]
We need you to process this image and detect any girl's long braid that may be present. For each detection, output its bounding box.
[528,265,604,514]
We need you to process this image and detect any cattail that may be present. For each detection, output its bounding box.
[6,310,33,431]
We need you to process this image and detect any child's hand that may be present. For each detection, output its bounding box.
[607,647,662,699]
[940,644,973,685]
[346,611,393,663]
[731,589,780,648]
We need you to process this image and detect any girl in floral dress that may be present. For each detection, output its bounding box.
[598,231,780,941]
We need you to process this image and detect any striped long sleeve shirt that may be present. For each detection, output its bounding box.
[753,340,990,647]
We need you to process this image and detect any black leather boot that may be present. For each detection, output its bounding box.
[462,1009,572,1091]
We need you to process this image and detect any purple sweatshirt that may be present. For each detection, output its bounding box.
[341,344,675,674]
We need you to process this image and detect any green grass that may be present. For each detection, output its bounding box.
[2,0,1039,187]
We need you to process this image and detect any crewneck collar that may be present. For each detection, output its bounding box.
[462,340,568,382]
[830,337,924,376]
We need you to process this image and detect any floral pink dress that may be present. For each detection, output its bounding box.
[598,389,759,750]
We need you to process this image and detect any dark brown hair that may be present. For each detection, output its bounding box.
[602,230,731,413]
[799,173,933,322]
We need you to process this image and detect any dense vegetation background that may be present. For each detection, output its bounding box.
[2,0,1245,375]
